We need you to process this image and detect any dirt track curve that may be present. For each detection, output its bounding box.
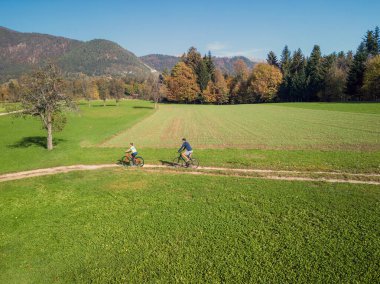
[0,164,379,185]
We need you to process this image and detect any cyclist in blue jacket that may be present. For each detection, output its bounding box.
[178,138,193,165]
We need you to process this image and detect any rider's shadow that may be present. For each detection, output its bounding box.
[159,160,176,166]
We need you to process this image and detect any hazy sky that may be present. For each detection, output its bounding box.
[1,0,379,59]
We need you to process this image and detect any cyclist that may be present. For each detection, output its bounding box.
[178,138,193,166]
[125,142,138,165]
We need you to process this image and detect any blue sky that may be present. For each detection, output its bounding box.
[0,0,379,60]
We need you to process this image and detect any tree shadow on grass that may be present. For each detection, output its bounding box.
[133,106,155,109]
[91,104,117,107]
[8,136,66,149]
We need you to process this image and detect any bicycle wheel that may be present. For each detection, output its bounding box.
[118,156,128,167]
[134,156,144,167]
[172,157,185,168]
[189,158,199,169]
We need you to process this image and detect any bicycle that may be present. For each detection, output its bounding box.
[118,154,144,167]
[172,152,199,169]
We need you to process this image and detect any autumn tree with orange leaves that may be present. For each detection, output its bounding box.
[247,63,283,102]
[202,69,229,104]
[165,62,200,103]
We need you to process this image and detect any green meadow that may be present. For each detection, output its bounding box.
[1,101,380,283]
[0,101,379,174]
[1,169,379,283]
[103,103,380,150]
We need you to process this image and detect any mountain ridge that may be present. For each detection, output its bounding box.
[0,26,151,82]
[140,54,258,75]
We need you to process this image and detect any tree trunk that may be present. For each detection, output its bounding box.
[103,99,106,107]
[47,112,53,150]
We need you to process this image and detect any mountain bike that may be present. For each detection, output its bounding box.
[118,154,144,167]
[172,152,199,169]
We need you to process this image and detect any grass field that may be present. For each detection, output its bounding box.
[276,102,380,114]
[0,101,379,174]
[1,101,380,282]
[0,169,379,283]
[103,103,380,150]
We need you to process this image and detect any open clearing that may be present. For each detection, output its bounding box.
[102,103,380,150]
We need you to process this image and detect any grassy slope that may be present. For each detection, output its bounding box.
[0,101,379,174]
[103,104,380,150]
[0,169,379,283]
[0,100,155,173]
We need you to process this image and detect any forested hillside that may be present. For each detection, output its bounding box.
[140,53,257,74]
[0,27,151,82]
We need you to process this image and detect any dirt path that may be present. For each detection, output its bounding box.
[1,164,379,185]
[0,110,23,116]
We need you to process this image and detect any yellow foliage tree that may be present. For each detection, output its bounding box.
[202,69,229,104]
[0,83,9,101]
[362,55,380,100]
[248,63,283,102]
[233,59,249,80]
[89,81,100,100]
[165,62,200,102]
[201,82,217,103]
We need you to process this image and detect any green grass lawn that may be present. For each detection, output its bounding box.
[0,100,379,174]
[0,102,19,113]
[1,102,379,282]
[275,102,380,114]
[0,169,379,283]
[0,104,7,113]
[103,104,380,150]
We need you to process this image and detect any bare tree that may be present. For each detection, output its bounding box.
[152,75,162,109]
[79,73,91,107]
[97,78,109,106]
[109,79,125,106]
[145,74,161,109]
[18,63,75,150]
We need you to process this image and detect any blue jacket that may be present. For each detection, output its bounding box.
[179,141,192,152]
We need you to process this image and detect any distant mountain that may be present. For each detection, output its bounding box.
[0,27,151,82]
[213,56,257,75]
[140,54,180,73]
[140,54,258,74]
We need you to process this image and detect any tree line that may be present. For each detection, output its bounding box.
[162,27,380,103]
[161,47,283,104]
[0,73,160,106]
[1,26,379,107]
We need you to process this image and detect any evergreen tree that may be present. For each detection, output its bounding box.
[280,46,291,73]
[289,49,307,101]
[196,60,210,92]
[266,51,280,68]
[290,69,307,102]
[279,46,291,101]
[346,43,368,99]
[306,45,324,101]
[290,49,306,74]
[374,26,380,54]
[184,47,202,72]
[365,30,378,56]
[205,51,216,82]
